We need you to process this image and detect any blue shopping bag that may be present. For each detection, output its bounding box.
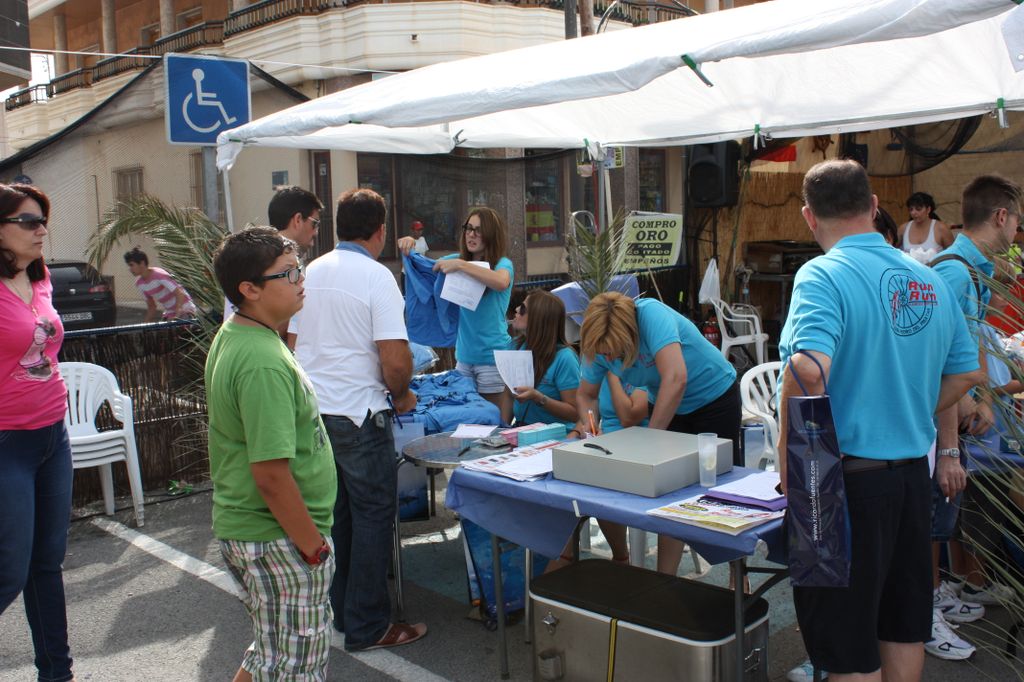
[785,350,851,587]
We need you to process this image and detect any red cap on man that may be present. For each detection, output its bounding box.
[411,220,423,233]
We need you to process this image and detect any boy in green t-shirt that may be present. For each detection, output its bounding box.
[207,226,338,681]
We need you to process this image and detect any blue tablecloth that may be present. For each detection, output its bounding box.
[963,435,1024,474]
[446,466,784,566]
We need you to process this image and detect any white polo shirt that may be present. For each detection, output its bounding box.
[291,243,407,426]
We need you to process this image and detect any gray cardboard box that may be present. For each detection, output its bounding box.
[552,427,732,497]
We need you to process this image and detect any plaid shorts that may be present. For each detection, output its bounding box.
[220,536,335,681]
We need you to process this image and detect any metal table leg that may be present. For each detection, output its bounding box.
[492,533,510,679]
[524,547,533,645]
[732,558,745,682]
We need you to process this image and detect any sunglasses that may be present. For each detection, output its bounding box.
[515,303,528,316]
[1,215,47,230]
[462,223,482,236]
[254,263,304,284]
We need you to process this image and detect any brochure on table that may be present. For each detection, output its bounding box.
[648,495,785,536]
[460,440,560,481]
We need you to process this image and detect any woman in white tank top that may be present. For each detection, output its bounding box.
[898,191,954,263]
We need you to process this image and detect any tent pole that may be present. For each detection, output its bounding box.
[222,164,235,234]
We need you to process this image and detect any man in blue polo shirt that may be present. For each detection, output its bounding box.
[778,160,982,682]
[926,174,1024,660]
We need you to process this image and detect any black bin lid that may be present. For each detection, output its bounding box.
[531,559,768,641]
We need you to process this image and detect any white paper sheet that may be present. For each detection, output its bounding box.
[440,260,491,311]
[494,350,534,395]
[708,471,781,501]
[452,424,498,439]
[497,448,553,478]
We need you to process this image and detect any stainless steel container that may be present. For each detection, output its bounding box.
[531,560,768,681]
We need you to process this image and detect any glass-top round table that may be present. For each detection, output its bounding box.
[402,431,511,512]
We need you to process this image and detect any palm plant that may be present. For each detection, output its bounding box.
[87,196,227,314]
[952,267,1024,675]
[87,196,229,484]
[564,209,663,306]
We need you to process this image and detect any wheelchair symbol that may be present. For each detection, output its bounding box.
[181,68,237,134]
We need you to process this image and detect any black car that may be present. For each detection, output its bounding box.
[47,260,116,330]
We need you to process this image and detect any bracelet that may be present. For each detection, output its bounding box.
[539,393,548,407]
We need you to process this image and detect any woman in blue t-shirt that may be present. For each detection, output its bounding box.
[576,291,740,575]
[509,290,580,430]
[399,208,514,422]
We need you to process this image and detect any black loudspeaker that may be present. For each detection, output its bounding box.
[688,141,740,208]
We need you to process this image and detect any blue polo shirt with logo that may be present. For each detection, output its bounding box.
[779,232,978,460]
[581,298,736,415]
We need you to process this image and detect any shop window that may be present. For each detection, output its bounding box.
[356,154,396,258]
[639,149,667,212]
[524,151,564,245]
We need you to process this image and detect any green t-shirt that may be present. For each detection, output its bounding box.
[205,322,337,541]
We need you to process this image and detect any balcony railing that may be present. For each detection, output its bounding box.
[93,47,155,82]
[5,84,48,111]
[150,21,226,56]
[48,68,93,97]
[225,0,337,37]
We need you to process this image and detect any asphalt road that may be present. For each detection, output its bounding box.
[1,479,1020,681]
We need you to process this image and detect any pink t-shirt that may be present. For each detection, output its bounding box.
[0,269,67,430]
[136,267,196,318]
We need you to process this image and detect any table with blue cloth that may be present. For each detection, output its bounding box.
[446,465,787,681]
[963,434,1024,473]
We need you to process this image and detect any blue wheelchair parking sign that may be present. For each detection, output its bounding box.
[165,53,250,146]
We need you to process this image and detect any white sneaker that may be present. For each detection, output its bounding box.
[787,660,828,682]
[961,580,1017,605]
[934,581,985,623]
[925,608,976,660]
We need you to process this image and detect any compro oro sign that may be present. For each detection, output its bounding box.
[622,212,683,269]
[165,53,251,146]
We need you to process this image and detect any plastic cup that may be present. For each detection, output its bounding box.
[698,432,718,488]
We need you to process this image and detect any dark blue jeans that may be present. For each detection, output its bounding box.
[322,411,397,650]
[0,420,74,682]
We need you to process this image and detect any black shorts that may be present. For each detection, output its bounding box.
[666,380,742,465]
[793,456,931,674]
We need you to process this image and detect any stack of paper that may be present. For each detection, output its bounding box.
[647,495,784,536]
[460,441,559,481]
[705,471,787,511]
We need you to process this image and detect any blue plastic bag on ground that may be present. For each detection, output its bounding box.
[785,350,851,587]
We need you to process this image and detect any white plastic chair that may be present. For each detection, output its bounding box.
[709,298,769,368]
[740,361,783,469]
[63,362,145,526]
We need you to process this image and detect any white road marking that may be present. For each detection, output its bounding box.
[92,517,451,682]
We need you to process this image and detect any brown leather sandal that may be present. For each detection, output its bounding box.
[361,622,427,650]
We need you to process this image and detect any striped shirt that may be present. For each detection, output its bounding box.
[135,267,196,318]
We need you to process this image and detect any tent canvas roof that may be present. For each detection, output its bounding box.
[217,0,1022,170]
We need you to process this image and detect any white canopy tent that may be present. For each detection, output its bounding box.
[217,0,1022,170]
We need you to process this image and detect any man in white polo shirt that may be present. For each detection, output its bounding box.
[290,188,426,651]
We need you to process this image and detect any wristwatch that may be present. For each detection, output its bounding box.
[300,538,331,566]
[937,447,961,459]
[539,394,548,407]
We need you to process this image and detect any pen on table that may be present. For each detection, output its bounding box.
[587,408,598,437]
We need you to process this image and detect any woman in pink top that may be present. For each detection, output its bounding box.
[0,183,76,682]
